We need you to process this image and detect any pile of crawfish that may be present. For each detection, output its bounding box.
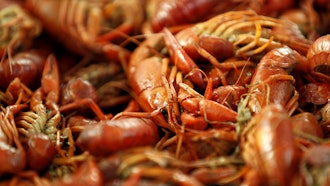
[1,0,330,185]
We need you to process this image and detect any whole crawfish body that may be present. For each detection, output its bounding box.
[24,0,144,62]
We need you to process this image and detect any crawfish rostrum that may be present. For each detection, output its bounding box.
[0,0,329,185]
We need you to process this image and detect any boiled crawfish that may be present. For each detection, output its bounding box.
[24,0,144,62]
[127,33,177,130]
[129,23,255,131]
[296,34,330,83]
[299,144,330,186]
[12,54,60,172]
[246,46,303,115]
[0,49,49,91]
[98,146,243,185]
[175,10,311,59]
[160,10,311,90]
[0,0,41,58]
[145,0,297,33]
[0,104,27,175]
[61,61,130,112]
[145,0,245,33]
[76,115,160,157]
[240,104,300,186]
[15,54,61,141]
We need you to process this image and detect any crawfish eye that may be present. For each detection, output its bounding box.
[160,107,168,120]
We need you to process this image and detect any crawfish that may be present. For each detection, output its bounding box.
[0,104,27,175]
[63,61,122,89]
[163,26,257,88]
[292,112,324,139]
[299,144,330,186]
[240,104,300,186]
[3,159,104,185]
[159,127,238,160]
[0,49,49,91]
[98,146,243,185]
[279,0,322,40]
[59,63,129,120]
[296,34,330,83]
[128,26,241,131]
[298,82,330,106]
[12,54,60,172]
[0,77,33,106]
[60,77,110,122]
[96,76,132,110]
[246,46,303,115]
[211,85,248,111]
[51,159,104,186]
[15,54,60,141]
[75,115,160,157]
[175,10,311,60]
[24,0,143,62]
[321,102,330,136]
[190,166,243,185]
[146,0,296,33]
[145,0,245,33]
[24,133,57,172]
[61,61,130,112]
[248,0,295,17]
[128,33,178,130]
[160,10,311,89]
[218,57,256,86]
[0,0,42,58]
[176,71,238,130]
